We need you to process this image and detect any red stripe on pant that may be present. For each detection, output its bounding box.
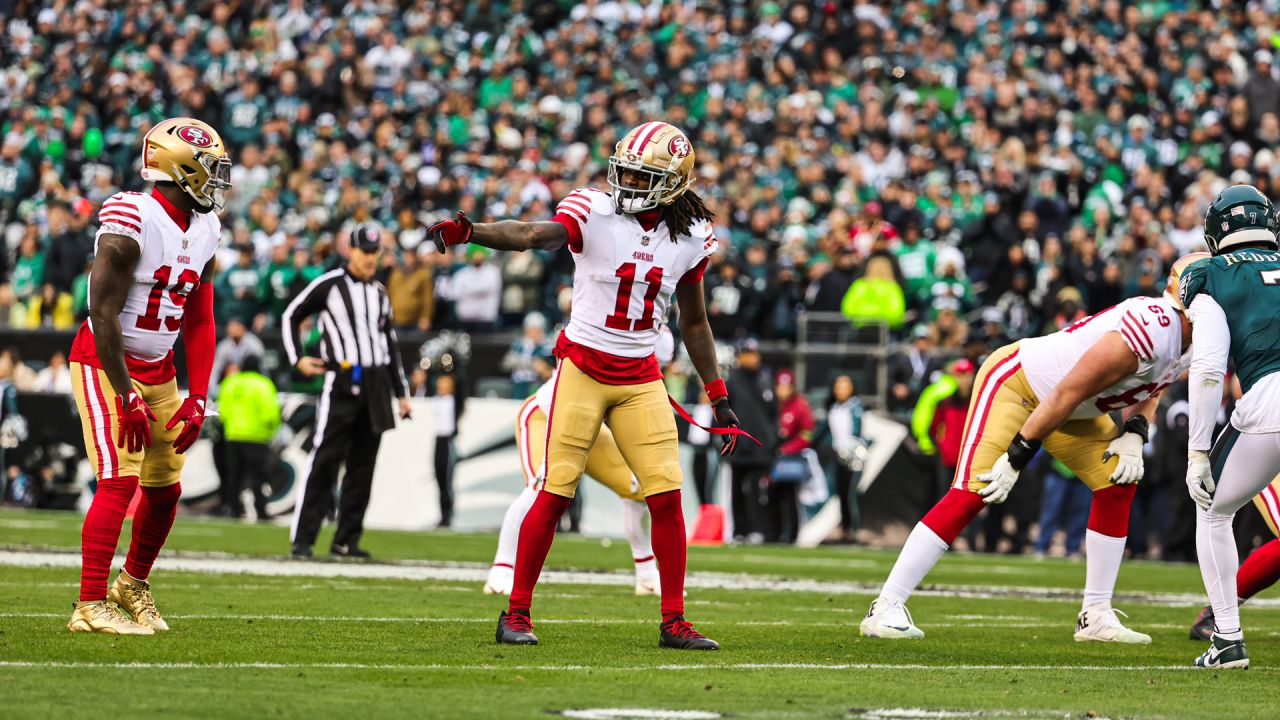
[954,354,1020,489]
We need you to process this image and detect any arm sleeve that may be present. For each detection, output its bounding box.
[281,275,331,367]
[551,213,584,253]
[554,189,596,253]
[1187,294,1231,452]
[383,293,408,397]
[182,281,216,398]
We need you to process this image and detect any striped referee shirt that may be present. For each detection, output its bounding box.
[283,268,408,396]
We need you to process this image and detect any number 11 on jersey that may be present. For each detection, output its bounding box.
[606,262,663,331]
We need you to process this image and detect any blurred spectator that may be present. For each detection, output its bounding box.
[217,355,280,520]
[725,339,777,543]
[432,373,463,529]
[841,255,905,329]
[34,351,72,395]
[408,367,430,398]
[887,326,942,420]
[0,348,36,391]
[913,358,975,502]
[499,248,545,327]
[822,374,864,544]
[11,231,44,306]
[1033,459,1090,559]
[768,369,812,544]
[210,319,265,396]
[450,246,502,332]
[686,385,716,507]
[502,312,550,400]
[216,244,264,328]
[387,247,434,332]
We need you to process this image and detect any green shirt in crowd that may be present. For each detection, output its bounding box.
[218,370,281,444]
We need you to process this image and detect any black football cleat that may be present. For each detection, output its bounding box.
[497,610,538,645]
[660,616,720,650]
[1190,605,1215,642]
[290,544,313,559]
[330,544,372,560]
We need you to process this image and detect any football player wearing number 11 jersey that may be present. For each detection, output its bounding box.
[431,121,755,650]
[65,118,229,634]
[861,255,1203,643]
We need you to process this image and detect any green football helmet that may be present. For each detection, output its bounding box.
[1203,184,1279,255]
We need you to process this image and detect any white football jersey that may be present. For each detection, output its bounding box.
[1019,296,1190,420]
[534,324,675,413]
[93,191,222,361]
[555,188,718,358]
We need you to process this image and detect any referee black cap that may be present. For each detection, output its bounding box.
[352,225,382,252]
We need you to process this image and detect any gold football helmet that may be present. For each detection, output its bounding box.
[139,118,232,212]
[1166,251,1211,310]
[607,122,695,213]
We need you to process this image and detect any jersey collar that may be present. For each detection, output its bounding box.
[150,187,191,232]
[634,209,660,232]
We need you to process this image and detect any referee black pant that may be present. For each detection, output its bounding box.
[291,389,383,550]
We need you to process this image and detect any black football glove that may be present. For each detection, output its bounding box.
[713,399,742,457]
[429,211,474,253]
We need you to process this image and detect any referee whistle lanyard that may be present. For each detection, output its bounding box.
[668,395,763,447]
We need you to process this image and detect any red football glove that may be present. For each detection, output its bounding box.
[116,389,156,453]
[429,211,474,253]
[166,394,207,455]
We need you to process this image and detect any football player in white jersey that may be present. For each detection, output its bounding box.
[432,121,753,650]
[66,118,229,634]
[860,255,1204,643]
[484,326,676,597]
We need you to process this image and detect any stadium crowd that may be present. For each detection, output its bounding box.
[1,0,1278,554]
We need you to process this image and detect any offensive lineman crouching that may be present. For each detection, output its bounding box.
[861,255,1203,642]
[66,118,230,634]
[431,121,753,649]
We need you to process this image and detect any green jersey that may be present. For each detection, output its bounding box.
[1180,249,1280,393]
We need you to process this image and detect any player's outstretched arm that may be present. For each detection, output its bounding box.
[88,234,142,398]
[430,211,567,253]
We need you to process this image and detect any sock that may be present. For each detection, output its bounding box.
[881,522,949,604]
[645,490,687,621]
[79,475,139,601]
[124,482,182,581]
[1081,485,1136,610]
[494,487,539,569]
[622,498,654,563]
[1238,538,1280,601]
[1082,530,1126,610]
[1196,505,1242,637]
[508,490,571,613]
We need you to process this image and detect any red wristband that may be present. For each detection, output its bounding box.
[705,378,728,403]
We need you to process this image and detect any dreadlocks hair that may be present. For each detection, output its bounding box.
[660,188,714,239]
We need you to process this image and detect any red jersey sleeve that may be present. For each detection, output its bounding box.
[554,189,596,253]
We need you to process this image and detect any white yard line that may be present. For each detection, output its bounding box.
[3,549,1275,609]
[0,660,1229,672]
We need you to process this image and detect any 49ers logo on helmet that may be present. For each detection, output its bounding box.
[177,126,213,148]
[668,135,691,158]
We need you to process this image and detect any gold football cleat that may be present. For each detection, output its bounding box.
[67,599,154,635]
[109,572,170,631]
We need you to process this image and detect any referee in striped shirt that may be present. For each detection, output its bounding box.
[283,226,411,559]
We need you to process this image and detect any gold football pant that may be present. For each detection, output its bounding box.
[1254,476,1280,537]
[953,343,1123,493]
[515,396,643,501]
[70,362,184,487]
[540,358,681,499]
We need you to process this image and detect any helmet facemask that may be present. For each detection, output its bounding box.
[608,157,681,214]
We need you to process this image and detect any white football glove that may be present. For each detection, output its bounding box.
[977,453,1020,505]
[1186,450,1215,510]
[1102,431,1145,485]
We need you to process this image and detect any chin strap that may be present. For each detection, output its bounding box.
[667,395,762,447]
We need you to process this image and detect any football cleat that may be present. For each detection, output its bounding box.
[67,599,154,635]
[859,597,925,639]
[1074,605,1151,644]
[330,544,372,560]
[484,565,514,595]
[659,615,719,650]
[110,572,170,631]
[1190,605,1215,642]
[496,610,538,645]
[634,571,661,597]
[291,544,312,559]
[1194,633,1249,669]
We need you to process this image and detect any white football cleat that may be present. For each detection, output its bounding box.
[483,565,513,595]
[859,597,924,639]
[634,573,661,596]
[1074,605,1151,644]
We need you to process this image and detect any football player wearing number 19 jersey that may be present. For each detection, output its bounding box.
[861,255,1202,644]
[65,118,229,634]
[431,121,755,650]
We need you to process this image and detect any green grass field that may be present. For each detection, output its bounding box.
[1,508,1277,719]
